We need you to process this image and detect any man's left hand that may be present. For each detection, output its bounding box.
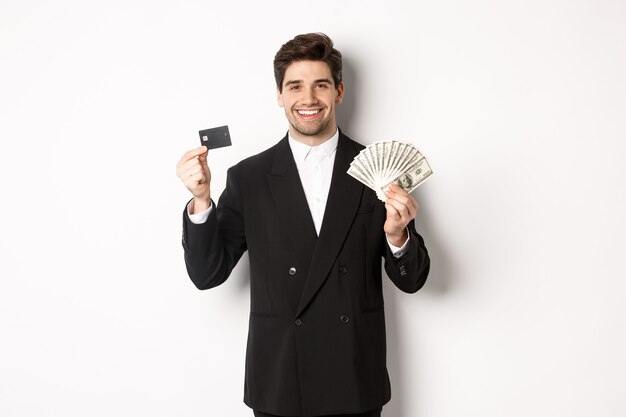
[383,183,419,247]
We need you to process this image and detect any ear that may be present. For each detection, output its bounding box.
[335,82,345,104]
[277,87,284,108]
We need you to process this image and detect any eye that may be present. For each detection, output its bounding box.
[289,85,300,91]
[316,83,328,88]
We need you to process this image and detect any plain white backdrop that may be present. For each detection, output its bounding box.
[1,1,625,416]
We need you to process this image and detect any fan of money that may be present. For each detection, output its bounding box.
[347,140,433,202]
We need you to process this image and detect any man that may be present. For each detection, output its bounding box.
[396,173,413,191]
[176,33,430,417]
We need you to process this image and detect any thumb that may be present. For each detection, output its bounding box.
[198,147,209,164]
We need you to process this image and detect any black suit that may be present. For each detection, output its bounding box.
[182,131,430,416]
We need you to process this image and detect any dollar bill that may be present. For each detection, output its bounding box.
[347,140,433,202]
[385,157,433,194]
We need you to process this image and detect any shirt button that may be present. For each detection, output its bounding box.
[289,267,297,275]
[339,265,348,274]
[340,315,349,324]
[294,318,302,326]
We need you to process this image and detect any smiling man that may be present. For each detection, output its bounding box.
[176,33,430,417]
[278,60,343,144]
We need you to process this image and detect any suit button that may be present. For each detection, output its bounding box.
[289,267,297,275]
[339,265,348,274]
[294,318,302,326]
[340,315,349,324]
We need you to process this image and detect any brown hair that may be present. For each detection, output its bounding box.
[273,32,343,93]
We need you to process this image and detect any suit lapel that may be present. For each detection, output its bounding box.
[296,133,364,317]
[267,136,318,270]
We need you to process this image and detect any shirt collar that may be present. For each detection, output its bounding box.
[288,128,339,164]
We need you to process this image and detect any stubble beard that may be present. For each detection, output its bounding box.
[288,112,333,138]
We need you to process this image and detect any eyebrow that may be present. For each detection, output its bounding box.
[284,78,333,87]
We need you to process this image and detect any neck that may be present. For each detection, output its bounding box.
[289,125,338,147]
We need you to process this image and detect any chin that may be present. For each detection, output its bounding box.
[294,121,330,138]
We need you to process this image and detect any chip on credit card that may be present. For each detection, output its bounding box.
[199,125,232,149]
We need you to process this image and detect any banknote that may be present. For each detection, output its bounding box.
[347,140,433,202]
[386,157,433,194]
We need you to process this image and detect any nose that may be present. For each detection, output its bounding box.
[301,86,318,105]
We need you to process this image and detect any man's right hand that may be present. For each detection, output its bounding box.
[176,146,211,213]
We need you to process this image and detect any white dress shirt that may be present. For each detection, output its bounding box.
[187,129,410,257]
[287,131,337,235]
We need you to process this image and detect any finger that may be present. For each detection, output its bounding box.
[177,158,204,177]
[385,202,401,220]
[183,164,204,178]
[385,183,408,199]
[187,172,204,184]
[177,146,208,169]
[385,197,415,225]
[408,195,419,214]
[387,183,419,214]
[388,182,410,197]
[399,194,418,219]
[198,148,209,164]
[182,174,204,190]
[385,188,413,212]
[385,197,410,218]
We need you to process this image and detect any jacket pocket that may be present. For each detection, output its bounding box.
[356,204,376,215]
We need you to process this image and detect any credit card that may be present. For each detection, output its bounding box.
[199,125,232,149]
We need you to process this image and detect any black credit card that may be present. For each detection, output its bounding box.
[199,125,232,149]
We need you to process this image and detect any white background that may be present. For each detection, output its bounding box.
[1,1,625,416]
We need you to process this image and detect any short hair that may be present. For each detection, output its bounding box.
[273,32,343,93]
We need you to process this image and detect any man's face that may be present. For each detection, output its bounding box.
[395,174,413,190]
[277,60,344,144]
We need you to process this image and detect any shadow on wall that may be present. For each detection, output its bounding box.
[383,191,452,417]
[336,56,358,136]
[338,56,453,417]
[414,194,451,294]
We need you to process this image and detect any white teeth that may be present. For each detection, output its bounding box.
[297,109,320,115]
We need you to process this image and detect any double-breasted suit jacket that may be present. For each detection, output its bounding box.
[181,131,430,416]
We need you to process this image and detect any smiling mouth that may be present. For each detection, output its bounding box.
[296,109,322,119]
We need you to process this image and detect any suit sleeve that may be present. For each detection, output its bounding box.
[181,166,247,290]
[383,219,430,293]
